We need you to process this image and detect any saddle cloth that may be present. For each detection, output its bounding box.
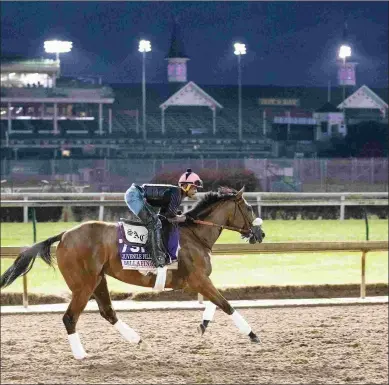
[117,220,178,270]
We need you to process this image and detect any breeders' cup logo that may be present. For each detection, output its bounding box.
[122,223,148,244]
[126,229,146,243]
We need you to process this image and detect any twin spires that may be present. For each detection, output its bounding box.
[165,18,189,83]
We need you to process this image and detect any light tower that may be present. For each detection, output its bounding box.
[234,42,246,141]
[138,39,151,140]
[337,22,357,103]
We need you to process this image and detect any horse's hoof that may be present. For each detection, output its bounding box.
[137,339,149,351]
[249,332,260,343]
[197,324,206,336]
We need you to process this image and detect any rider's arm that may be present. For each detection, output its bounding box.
[164,187,182,219]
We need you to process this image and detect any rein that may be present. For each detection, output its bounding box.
[192,219,251,235]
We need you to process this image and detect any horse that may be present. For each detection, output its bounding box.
[1,186,265,360]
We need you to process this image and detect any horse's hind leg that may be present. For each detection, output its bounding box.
[92,274,146,349]
[188,273,260,343]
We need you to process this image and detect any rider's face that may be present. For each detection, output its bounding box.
[183,184,197,198]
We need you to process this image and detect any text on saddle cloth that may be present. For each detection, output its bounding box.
[117,221,178,270]
[121,222,148,244]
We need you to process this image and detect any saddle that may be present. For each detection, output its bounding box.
[117,217,178,271]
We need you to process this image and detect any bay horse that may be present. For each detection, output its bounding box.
[1,187,265,360]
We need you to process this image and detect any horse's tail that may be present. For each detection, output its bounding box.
[0,232,65,289]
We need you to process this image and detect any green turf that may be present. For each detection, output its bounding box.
[1,219,388,245]
[1,220,388,295]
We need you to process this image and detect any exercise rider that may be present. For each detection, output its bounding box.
[124,168,203,290]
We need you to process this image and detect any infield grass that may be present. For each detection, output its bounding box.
[1,219,388,295]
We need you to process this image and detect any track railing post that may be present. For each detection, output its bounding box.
[22,275,28,308]
[361,251,367,299]
[340,195,345,220]
[99,195,105,221]
[256,196,262,218]
[23,196,28,223]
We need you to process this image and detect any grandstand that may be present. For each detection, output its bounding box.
[1,23,388,163]
[0,23,388,191]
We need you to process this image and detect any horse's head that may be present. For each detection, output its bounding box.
[187,186,265,244]
[226,187,265,244]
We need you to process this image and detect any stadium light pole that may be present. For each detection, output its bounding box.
[234,43,246,141]
[338,44,351,109]
[44,40,73,62]
[139,40,151,140]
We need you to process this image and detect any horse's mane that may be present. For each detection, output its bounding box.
[185,186,238,220]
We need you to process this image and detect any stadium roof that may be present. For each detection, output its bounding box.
[0,54,52,64]
[111,83,388,113]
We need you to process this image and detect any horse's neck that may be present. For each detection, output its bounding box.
[197,203,231,246]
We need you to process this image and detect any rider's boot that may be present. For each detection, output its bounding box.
[137,204,166,268]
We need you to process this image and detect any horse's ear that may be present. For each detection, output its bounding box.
[236,186,245,200]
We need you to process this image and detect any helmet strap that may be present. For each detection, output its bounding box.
[181,184,191,193]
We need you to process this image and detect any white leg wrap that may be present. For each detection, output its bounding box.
[153,266,167,291]
[230,310,252,335]
[114,319,141,344]
[203,302,217,322]
[68,332,87,360]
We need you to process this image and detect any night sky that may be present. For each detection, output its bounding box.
[1,1,388,87]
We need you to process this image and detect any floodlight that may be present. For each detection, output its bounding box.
[338,44,351,60]
[138,40,151,53]
[44,40,73,54]
[234,43,246,56]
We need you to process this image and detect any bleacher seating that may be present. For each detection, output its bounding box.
[11,120,34,133]
[28,120,54,133]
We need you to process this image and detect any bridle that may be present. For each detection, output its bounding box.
[192,197,252,236]
[188,197,255,249]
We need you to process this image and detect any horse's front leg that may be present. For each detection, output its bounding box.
[198,301,217,335]
[188,273,260,343]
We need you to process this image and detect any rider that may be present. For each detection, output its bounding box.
[124,168,203,269]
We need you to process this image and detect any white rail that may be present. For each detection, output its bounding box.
[1,241,388,306]
[1,192,387,222]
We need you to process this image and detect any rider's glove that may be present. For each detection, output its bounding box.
[168,214,187,223]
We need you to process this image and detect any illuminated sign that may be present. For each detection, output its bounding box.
[274,117,317,125]
[259,98,300,106]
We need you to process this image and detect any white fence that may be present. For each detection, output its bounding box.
[1,192,388,221]
[1,240,388,306]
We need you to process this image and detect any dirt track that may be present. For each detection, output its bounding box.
[1,305,388,384]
